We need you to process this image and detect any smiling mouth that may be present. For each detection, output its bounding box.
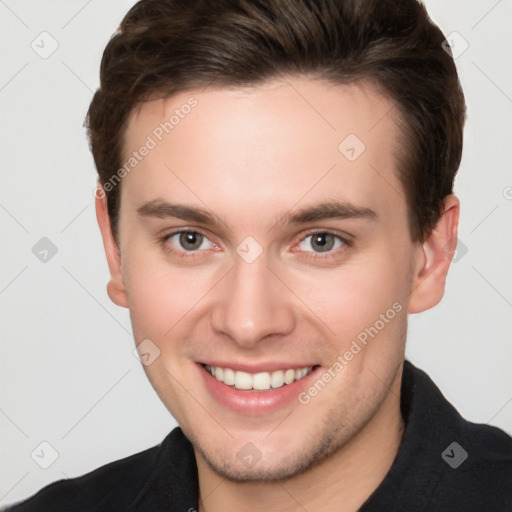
[201,364,319,391]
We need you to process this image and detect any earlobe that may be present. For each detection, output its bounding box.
[408,194,460,314]
[95,187,128,308]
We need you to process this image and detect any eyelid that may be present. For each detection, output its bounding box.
[297,228,353,243]
[292,229,353,257]
[295,229,353,247]
[161,228,220,255]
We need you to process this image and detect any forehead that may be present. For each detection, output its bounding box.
[121,76,406,231]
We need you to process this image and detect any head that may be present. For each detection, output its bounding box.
[88,0,465,481]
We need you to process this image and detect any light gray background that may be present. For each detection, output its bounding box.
[1,0,511,507]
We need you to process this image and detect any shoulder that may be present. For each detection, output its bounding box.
[465,416,512,458]
[400,362,512,511]
[438,420,512,502]
[429,394,512,510]
[3,443,161,512]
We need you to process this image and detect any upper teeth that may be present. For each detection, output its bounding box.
[205,365,313,390]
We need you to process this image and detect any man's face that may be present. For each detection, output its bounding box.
[113,77,423,480]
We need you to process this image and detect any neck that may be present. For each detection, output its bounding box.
[196,368,404,512]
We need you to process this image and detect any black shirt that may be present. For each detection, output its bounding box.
[4,361,512,511]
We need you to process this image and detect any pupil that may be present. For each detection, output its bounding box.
[313,233,334,252]
[180,232,202,250]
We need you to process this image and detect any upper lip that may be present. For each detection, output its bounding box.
[199,361,319,373]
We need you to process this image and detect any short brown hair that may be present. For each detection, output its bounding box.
[86,0,466,243]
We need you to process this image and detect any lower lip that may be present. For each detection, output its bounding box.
[198,364,321,414]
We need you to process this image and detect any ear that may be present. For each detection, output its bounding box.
[408,194,460,314]
[95,186,128,308]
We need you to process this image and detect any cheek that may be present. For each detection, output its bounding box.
[122,247,199,340]
[286,245,412,349]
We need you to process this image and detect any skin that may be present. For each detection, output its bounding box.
[96,76,459,512]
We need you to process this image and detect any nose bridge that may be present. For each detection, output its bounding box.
[211,253,294,347]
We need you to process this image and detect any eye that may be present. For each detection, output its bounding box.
[297,232,349,254]
[163,230,217,256]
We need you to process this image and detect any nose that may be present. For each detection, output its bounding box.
[210,254,295,349]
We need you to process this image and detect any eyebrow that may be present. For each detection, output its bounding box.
[137,199,377,228]
[137,201,223,227]
[280,201,377,225]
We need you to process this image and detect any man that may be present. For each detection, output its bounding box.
[5,0,512,510]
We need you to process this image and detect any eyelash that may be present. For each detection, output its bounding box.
[159,229,353,260]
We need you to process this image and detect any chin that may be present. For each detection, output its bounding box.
[192,423,344,483]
